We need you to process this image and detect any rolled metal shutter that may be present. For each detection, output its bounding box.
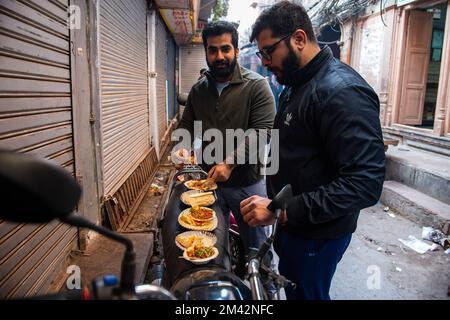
[0,0,76,298]
[180,45,207,94]
[99,0,150,196]
[155,14,167,141]
[167,35,176,120]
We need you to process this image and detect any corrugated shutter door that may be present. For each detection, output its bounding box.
[0,0,76,298]
[167,37,176,120]
[180,45,207,94]
[155,15,167,141]
[99,0,150,196]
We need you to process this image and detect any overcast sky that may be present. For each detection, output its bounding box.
[225,0,260,38]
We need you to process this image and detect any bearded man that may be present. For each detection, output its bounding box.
[240,1,385,300]
[175,21,276,254]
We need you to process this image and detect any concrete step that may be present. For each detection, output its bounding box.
[381,180,450,233]
[385,146,450,205]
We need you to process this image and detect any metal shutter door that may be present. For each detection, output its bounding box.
[99,0,150,196]
[155,14,167,141]
[167,36,176,120]
[180,45,207,93]
[0,0,76,298]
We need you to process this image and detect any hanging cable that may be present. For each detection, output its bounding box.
[380,0,388,27]
[317,40,339,44]
[330,23,341,33]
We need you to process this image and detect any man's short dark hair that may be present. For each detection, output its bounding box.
[250,1,316,43]
[202,21,239,50]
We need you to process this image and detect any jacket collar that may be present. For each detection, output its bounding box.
[289,46,333,87]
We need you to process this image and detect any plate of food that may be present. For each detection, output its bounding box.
[175,231,217,250]
[184,178,217,191]
[178,207,218,231]
[180,190,215,207]
[182,245,219,264]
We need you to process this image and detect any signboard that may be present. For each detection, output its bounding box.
[192,19,206,44]
[160,8,193,35]
[157,0,200,45]
[396,0,419,7]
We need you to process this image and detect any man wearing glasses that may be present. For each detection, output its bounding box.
[240,1,385,300]
[175,21,276,258]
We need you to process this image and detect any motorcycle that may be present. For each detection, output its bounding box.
[154,164,295,300]
[0,150,294,300]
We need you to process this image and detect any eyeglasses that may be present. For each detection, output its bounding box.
[255,33,293,62]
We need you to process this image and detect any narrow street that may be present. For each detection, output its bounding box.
[331,204,450,300]
[1,0,450,302]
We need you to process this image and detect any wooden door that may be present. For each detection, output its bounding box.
[398,10,433,125]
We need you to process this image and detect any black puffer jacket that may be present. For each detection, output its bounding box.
[267,47,385,239]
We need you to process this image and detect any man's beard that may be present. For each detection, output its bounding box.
[269,42,300,86]
[208,56,237,79]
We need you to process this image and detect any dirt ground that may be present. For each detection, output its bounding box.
[123,167,173,233]
[330,203,450,300]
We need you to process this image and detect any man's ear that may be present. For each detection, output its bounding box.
[235,47,240,59]
[292,29,307,50]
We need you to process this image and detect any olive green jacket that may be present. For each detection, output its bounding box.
[177,64,276,187]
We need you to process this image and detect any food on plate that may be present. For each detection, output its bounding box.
[176,234,204,248]
[185,178,217,191]
[175,231,216,249]
[190,205,214,221]
[185,245,216,260]
[189,191,213,198]
[180,190,215,206]
[178,208,218,231]
[180,212,211,227]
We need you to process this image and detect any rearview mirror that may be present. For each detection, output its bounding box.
[267,184,293,211]
[0,150,81,223]
[177,93,188,106]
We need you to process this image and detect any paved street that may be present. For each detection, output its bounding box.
[330,203,450,300]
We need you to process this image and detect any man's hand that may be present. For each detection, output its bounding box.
[208,163,234,182]
[171,148,190,169]
[240,195,275,227]
[171,148,190,162]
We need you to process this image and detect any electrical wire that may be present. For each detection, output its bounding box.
[317,40,339,44]
[330,23,341,33]
[314,0,380,34]
[380,0,388,27]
